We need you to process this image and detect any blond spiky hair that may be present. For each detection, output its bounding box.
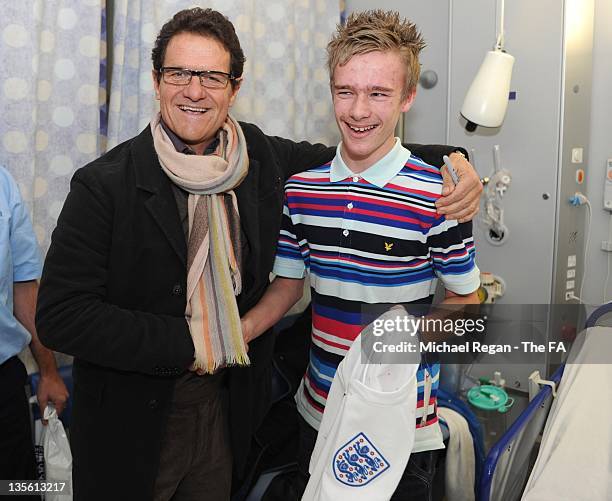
[327,10,426,98]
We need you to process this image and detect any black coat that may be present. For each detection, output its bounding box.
[36,123,333,501]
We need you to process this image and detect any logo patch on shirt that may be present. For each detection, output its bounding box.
[333,432,390,486]
[384,242,394,252]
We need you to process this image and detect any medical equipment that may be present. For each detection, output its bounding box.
[478,272,506,304]
[602,162,612,302]
[479,145,511,246]
[467,385,513,452]
[603,158,612,211]
[604,214,612,302]
[461,0,514,131]
[566,192,593,303]
[441,364,510,457]
[478,371,506,390]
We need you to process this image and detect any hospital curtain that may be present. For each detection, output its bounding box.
[0,0,106,252]
[106,0,340,149]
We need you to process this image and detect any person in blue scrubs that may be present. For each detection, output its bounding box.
[0,166,68,486]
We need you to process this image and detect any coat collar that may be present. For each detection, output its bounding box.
[131,126,168,193]
[131,127,187,265]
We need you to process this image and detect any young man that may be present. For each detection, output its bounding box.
[241,10,480,499]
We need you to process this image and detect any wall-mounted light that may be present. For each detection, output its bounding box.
[460,0,515,132]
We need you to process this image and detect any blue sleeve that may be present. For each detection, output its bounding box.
[1,168,42,281]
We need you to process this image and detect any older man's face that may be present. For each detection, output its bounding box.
[153,32,240,154]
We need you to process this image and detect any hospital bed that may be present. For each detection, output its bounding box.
[478,365,564,501]
[479,302,612,501]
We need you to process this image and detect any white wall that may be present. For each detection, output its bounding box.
[583,0,612,306]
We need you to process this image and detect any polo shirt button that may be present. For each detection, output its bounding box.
[148,399,159,409]
[343,229,349,237]
[172,284,183,296]
[347,203,353,209]
[352,176,359,182]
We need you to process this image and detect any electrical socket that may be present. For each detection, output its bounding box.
[602,241,612,252]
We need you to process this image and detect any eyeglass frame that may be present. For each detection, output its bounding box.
[158,67,238,89]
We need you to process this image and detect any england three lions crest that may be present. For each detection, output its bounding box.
[332,433,390,486]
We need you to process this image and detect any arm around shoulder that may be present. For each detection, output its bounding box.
[241,122,335,179]
[436,151,483,222]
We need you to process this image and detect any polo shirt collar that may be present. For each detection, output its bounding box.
[329,138,411,188]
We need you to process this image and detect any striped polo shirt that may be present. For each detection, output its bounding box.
[273,138,480,453]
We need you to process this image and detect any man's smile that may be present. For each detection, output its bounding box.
[177,104,209,114]
[345,122,379,135]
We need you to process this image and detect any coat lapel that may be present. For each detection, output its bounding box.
[235,157,260,295]
[131,128,187,265]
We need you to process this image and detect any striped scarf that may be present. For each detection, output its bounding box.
[151,113,250,374]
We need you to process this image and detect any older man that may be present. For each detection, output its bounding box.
[36,7,481,501]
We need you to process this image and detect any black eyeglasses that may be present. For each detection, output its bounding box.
[159,67,236,89]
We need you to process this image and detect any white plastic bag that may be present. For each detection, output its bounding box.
[39,404,73,500]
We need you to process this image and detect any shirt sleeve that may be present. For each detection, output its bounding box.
[2,168,42,282]
[272,189,306,279]
[427,219,480,295]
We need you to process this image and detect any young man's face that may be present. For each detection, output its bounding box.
[152,32,241,154]
[332,50,415,173]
